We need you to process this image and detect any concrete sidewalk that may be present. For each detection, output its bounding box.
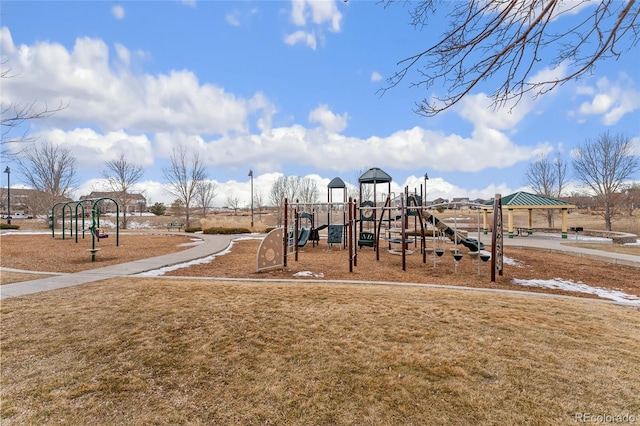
[0,233,237,299]
[478,232,640,268]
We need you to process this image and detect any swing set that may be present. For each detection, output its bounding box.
[50,197,120,261]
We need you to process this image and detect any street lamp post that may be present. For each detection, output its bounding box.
[4,166,10,225]
[423,172,429,208]
[248,169,254,228]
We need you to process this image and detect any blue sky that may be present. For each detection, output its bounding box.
[2,0,639,207]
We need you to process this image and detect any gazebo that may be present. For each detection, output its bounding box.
[482,192,576,238]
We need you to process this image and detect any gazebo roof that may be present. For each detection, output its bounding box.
[328,177,346,189]
[358,167,392,184]
[484,191,575,209]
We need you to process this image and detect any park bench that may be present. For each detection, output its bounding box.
[166,222,185,231]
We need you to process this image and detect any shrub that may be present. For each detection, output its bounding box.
[149,202,167,216]
[203,227,251,235]
[0,223,20,230]
[184,226,202,233]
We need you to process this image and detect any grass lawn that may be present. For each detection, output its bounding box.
[2,278,639,425]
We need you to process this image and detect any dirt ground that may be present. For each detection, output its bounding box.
[2,231,638,303]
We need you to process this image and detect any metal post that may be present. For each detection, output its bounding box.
[248,169,254,228]
[4,166,10,225]
[423,172,429,208]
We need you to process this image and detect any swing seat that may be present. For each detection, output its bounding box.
[95,227,109,238]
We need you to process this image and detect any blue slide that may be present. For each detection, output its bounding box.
[289,228,311,247]
[297,227,311,247]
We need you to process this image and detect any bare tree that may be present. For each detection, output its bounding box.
[254,190,264,221]
[226,195,241,215]
[1,62,68,157]
[572,132,640,231]
[269,175,291,226]
[101,152,144,229]
[17,141,77,216]
[524,153,567,227]
[195,180,218,217]
[162,145,207,227]
[382,0,639,115]
[298,177,319,204]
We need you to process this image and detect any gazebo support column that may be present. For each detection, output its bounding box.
[561,208,568,239]
[528,209,533,235]
[482,209,489,234]
[508,208,514,238]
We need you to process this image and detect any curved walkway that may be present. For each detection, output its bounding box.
[2,231,638,301]
[0,233,237,299]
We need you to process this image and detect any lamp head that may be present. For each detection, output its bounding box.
[4,166,9,174]
[424,172,429,180]
[248,169,253,177]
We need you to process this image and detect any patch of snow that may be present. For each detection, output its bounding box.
[126,221,155,229]
[293,271,325,278]
[512,278,640,305]
[624,239,640,246]
[503,255,524,267]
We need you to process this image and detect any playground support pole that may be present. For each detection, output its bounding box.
[283,198,288,267]
[348,197,353,273]
[352,199,357,268]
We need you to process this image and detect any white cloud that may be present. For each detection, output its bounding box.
[286,0,342,49]
[284,30,317,50]
[371,71,382,82]
[35,128,155,170]
[111,5,125,20]
[308,105,348,133]
[226,11,241,27]
[576,75,640,125]
[290,0,342,31]
[0,28,274,136]
[180,0,197,8]
[2,27,551,206]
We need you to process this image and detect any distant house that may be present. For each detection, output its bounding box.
[450,197,470,209]
[430,197,449,208]
[471,198,486,208]
[79,191,147,214]
[1,188,72,218]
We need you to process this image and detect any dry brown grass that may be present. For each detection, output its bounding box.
[0,271,52,285]
[562,242,640,256]
[0,233,196,275]
[1,279,639,425]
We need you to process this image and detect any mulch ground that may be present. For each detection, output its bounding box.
[1,233,639,303]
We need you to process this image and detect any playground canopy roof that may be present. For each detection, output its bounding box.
[328,177,346,188]
[358,167,392,184]
[484,191,576,210]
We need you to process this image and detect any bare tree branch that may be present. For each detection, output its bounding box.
[380,0,639,115]
[1,61,68,157]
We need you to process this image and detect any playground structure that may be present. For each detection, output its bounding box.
[256,168,503,281]
[50,197,120,261]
